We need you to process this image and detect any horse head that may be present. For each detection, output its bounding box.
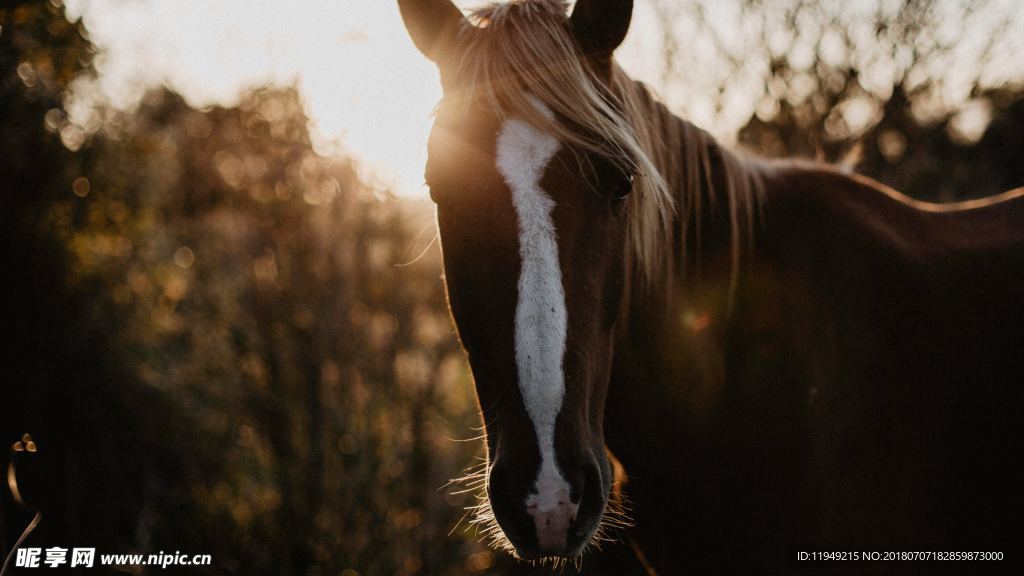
[399,0,650,559]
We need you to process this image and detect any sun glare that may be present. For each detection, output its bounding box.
[59,0,680,199]
[57,0,687,198]
[61,0,1024,198]
[64,0,452,198]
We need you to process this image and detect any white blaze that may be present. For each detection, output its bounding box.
[495,113,571,513]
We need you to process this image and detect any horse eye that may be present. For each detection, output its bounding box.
[581,155,633,202]
[611,173,635,201]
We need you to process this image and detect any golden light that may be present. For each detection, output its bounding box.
[684,310,712,333]
[72,176,90,197]
[56,0,1024,198]
[59,0,670,199]
[173,246,195,269]
[65,0,447,198]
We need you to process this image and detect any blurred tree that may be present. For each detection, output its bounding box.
[3,3,494,575]
[0,0,137,561]
[649,0,1024,200]
[38,81,495,574]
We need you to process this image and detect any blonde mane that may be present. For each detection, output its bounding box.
[454,0,767,293]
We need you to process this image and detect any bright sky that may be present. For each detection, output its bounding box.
[59,0,677,198]
[63,0,1023,198]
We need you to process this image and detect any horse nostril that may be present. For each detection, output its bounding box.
[528,499,579,553]
[564,459,610,543]
[487,452,611,558]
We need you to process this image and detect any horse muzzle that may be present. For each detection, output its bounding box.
[488,450,610,558]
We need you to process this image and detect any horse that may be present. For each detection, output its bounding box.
[397,0,1024,572]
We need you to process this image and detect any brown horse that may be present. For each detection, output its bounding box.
[398,0,1024,571]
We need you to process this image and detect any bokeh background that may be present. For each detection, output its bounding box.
[2,0,1022,574]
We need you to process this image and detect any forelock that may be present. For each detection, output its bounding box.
[446,0,675,287]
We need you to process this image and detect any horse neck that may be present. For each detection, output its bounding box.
[620,79,769,322]
[605,99,769,461]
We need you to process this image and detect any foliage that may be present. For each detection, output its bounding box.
[53,86,495,574]
[2,3,502,575]
[650,0,1024,200]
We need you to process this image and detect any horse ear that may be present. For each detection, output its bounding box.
[570,0,633,61]
[398,0,467,63]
